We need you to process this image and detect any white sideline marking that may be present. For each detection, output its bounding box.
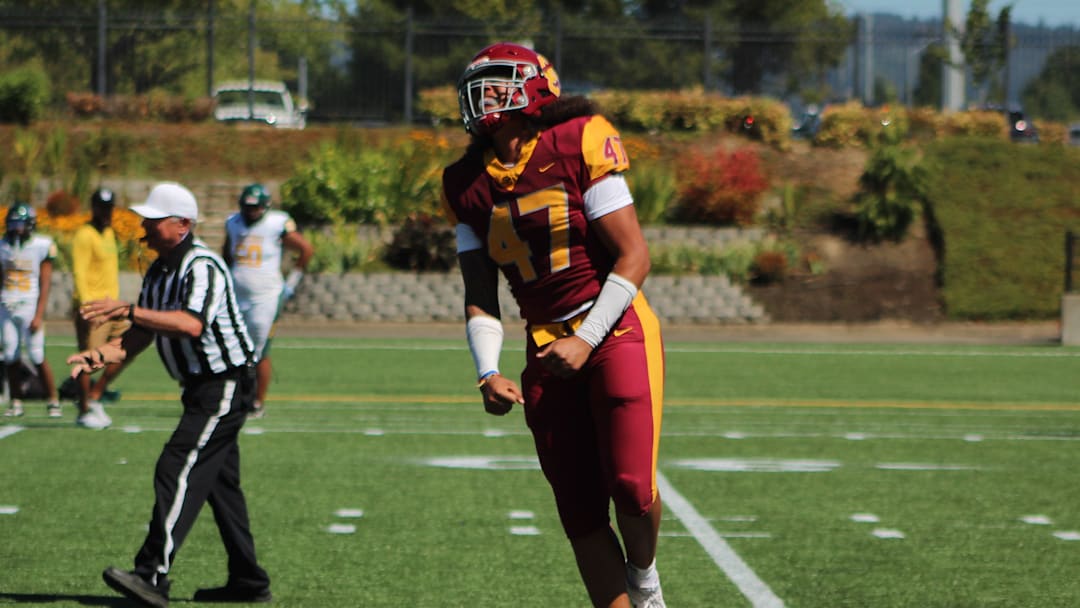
[1021,515,1052,525]
[875,463,979,471]
[671,458,839,473]
[663,531,772,539]
[0,426,24,439]
[656,471,784,608]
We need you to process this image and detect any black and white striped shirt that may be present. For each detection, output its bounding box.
[139,234,255,382]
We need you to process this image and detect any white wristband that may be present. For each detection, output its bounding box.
[574,272,638,348]
[285,269,304,291]
[466,315,503,380]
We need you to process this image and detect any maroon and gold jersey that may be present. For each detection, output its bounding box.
[442,114,631,323]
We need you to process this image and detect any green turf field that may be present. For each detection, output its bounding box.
[2,335,1079,607]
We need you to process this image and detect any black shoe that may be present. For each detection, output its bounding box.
[193,584,272,603]
[102,567,169,608]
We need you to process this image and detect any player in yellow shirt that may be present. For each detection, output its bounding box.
[70,188,128,429]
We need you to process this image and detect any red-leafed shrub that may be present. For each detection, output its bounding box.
[751,249,788,284]
[670,147,769,226]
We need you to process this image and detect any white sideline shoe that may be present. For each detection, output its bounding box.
[628,584,666,608]
[3,401,24,417]
[76,409,109,430]
[89,401,112,426]
[47,402,62,418]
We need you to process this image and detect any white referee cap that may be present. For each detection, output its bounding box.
[131,182,199,221]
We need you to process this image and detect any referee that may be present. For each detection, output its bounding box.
[68,182,272,607]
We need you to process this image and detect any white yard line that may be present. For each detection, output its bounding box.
[656,470,785,608]
[0,425,25,440]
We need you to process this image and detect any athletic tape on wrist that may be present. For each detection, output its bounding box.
[574,272,638,348]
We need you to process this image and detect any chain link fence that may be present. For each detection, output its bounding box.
[1,6,1077,123]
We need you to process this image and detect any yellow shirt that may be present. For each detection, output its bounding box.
[71,224,120,303]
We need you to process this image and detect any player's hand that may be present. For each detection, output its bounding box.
[29,315,43,333]
[536,336,593,378]
[479,374,524,416]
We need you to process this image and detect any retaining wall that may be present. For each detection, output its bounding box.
[44,225,768,325]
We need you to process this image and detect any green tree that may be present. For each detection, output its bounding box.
[958,0,1011,105]
[913,42,945,108]
[1021,45,1080,121]
[0,1,343,104]
[724,0,852,95]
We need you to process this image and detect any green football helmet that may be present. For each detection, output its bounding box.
[238,183,271,209]
[5,202,36,235]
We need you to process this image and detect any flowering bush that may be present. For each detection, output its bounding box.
[670,147,769,226]
[37,205,151,272]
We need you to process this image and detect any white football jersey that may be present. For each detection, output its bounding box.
[0,234,56,309]
[224,209,297,298]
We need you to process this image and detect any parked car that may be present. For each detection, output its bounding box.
[1069,123,1080,147]
[790,104,823,140]
[213,80,306,129]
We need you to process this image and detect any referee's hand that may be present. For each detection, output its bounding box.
[79,297,129,325]
[66,343,123,378]
[66,348,106,378]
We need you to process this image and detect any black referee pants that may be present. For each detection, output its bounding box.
[132,372,269,590]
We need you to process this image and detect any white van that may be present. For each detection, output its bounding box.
[213,80,306,129]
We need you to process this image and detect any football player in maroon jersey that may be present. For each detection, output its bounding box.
[442,42,666,608]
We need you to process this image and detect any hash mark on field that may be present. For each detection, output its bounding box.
[0,505,19,515]
[872,528,906,539]
[1020,515,1052,525]
[657,471,785,608]
[1053,531,1080,541]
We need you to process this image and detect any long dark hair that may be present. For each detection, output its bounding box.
[464,95,601,157]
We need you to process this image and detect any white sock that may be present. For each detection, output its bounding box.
[627,558,660,589]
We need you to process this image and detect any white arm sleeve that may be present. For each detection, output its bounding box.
[573,272,638,348]
[455,223,483,253]
[466,315,503,380]
[583,173,634,221]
